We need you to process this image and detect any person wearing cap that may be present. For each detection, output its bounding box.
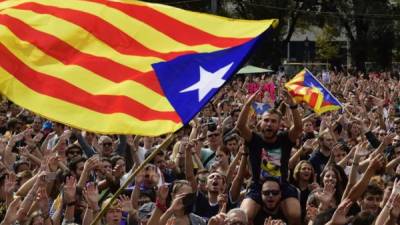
[65,144,83,161]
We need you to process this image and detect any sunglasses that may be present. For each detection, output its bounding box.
[262,190,280,196]
[102,142,112,147]
[68,150,81,155]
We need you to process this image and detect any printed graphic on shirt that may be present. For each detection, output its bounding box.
[260,147,282,179]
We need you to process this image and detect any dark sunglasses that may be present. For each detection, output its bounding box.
[262,190,280,196]
[102,142,112,147]
[68,150,81,155]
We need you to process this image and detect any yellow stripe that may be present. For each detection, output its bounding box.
[2,8,158,73]
[317,105,341,115]
[0,67,183,136]
[313,92,324,112]
[131,0,278,38]
[3,0,230,54]
[286,73,305,85]
[0,24,174,112]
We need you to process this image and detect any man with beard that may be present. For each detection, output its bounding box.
[253,177,287,224]
[193,171,233,220]
[309,132,335,180]
[236,89,303,225]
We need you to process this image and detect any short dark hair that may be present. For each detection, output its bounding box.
[263,108,283,120]
[362,185,383,198]
[263,176,281,189]
[223,133,239,145]
[313,208,335,225]
[66,144,82,154]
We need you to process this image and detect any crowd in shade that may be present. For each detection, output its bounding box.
[1,70,400,225]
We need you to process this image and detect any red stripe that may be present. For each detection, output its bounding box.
[14,2,195,61]
[0,14,164,95]
[87,0,252,48]
[0,42,181,123]
[308,91,319,108]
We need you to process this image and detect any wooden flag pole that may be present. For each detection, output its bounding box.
[90,133,176,225]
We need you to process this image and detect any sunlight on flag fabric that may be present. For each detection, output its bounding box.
[0,0,278,135]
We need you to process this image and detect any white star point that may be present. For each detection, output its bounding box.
[179,62,234,102]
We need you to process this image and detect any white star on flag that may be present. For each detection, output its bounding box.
[255,102,265,111]
[180,62,234,102]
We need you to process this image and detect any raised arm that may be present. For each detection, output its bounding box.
[184,139,197,192]
[235,90,260,142]
[282,89,303,143]
[230,147,248,203]
[346,152,385,202]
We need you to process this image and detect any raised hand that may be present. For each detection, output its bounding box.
[383,133,396,146]
[390,193,400,218]
[329,198,354,225]
[208,213,227,225]
[169,194,185,212]
[118,195,133,213]
[245,88,262,105]
[83,182,99,209]
[282,88,296,106]
[368,153,385,173]
[3,197,22,224]
[32,132,44,144]
[47,155,60,172]
[208,213,226,225]
[4,173,17,195]
[315,183,336,208]
[306,204,318,222]
[59,129,72,142]
[36,187,49,212]
[217,193,227,213]
[157,184,169,204]
[63,176,77,204]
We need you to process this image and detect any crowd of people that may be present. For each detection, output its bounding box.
[0,69,400,225]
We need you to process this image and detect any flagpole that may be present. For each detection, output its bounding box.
[303,68,344,109]
[90,133,176,225]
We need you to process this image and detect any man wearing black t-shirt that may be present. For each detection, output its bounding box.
[236,89,303,225]
[309,132,334,180]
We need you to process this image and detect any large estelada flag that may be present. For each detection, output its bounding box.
[0,0,277,136]
[285,69,342,115]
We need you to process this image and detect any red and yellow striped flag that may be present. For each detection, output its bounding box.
[0,0,277,136]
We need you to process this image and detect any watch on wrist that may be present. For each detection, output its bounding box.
[289,104,298,109]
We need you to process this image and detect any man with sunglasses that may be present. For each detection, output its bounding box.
[236,89,302,225]
[254,177,286,224]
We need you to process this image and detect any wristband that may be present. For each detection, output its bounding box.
[156,199,167,212]
[289,104,298,109]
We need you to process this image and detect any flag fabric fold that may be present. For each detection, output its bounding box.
[285,69,342,115]
[0,0,277,136]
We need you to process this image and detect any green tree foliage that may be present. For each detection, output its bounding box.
[316,25,339,62]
